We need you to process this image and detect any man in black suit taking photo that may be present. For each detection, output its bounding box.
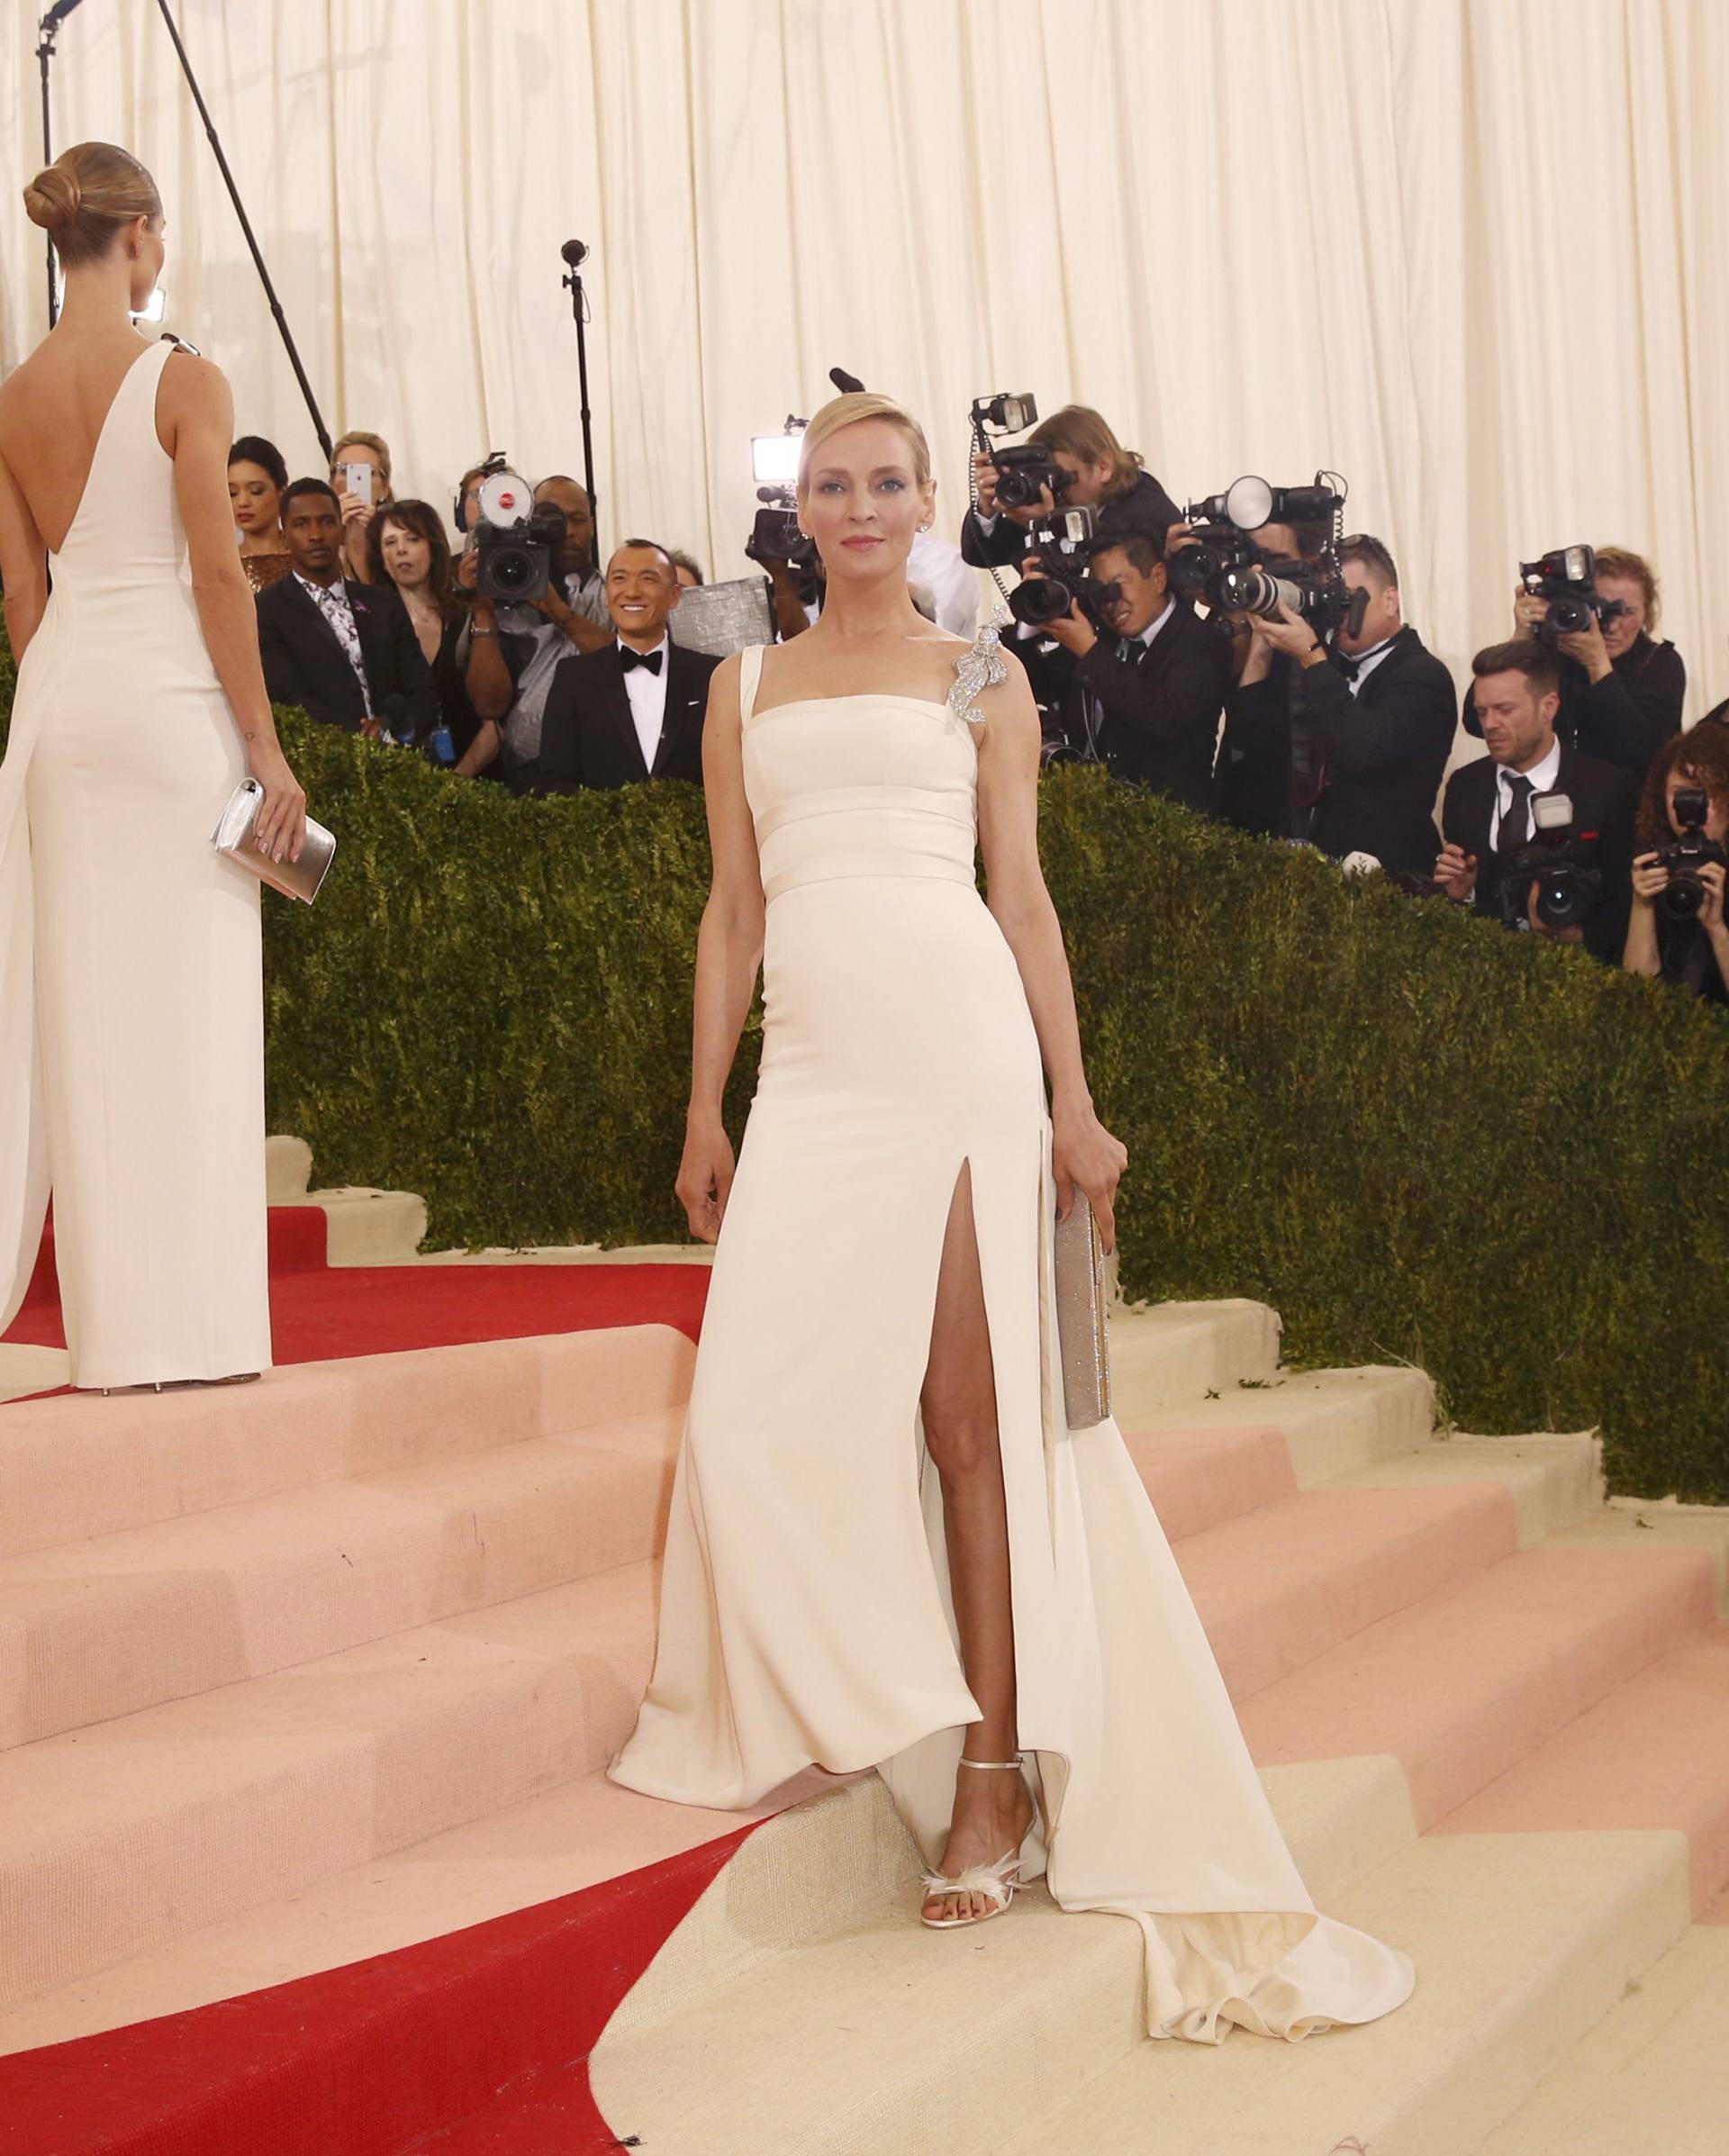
[1035,534,1227,815]
[538,539,720,793]
[257,479,437,739]
[1435,639,1636,963]
[1241,534,1455,878]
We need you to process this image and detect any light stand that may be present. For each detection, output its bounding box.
[37,0,84,328]
[152,0,331,458]
[560,239,600,559]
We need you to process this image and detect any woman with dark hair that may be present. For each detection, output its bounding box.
[1625,724,1729,1003]
[0,141,304,1389]
[228,432,291,593]
[367,499,482,766]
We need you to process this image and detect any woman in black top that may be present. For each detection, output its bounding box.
[1625,724,1729,1004]
[367,500,483,766]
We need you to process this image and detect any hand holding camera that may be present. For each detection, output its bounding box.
[1434,842,1479,902]
[1018,553,1098,655]
[1636,786,1729,925]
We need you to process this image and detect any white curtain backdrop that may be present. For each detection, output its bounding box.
[4,0,1724,716]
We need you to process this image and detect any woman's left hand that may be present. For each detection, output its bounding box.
[1699,859,1726,936]
[1052,1101,1129,1254]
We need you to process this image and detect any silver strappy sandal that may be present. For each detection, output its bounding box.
[919,1756,1038,1931]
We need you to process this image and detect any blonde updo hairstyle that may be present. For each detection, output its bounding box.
[796,391,934,501]
[23,142,162,269]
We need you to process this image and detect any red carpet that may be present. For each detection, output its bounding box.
[1,1197,740,2151]
[4,1205,712,1368]
[0,1819,764,2156]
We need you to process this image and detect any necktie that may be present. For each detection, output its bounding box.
[1335,652,1361,684]
[1498,772,1534,854]
[620,645,664,675]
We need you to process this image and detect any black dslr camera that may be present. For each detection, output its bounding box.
[1498,791,1601,935]
[970,393,1072,512]
[470,457,567,603]
[745,417,819,579]
[1168,474,1368,641]
[1518,544,1631,646]
[1651,785,1727,923]
[1008,504,1122,631]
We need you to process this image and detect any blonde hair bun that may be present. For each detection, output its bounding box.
[23,163,82,233]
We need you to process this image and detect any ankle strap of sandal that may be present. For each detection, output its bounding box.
[957,1755,1024,1771]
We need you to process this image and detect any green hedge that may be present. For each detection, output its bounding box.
[4,643,1727,1500]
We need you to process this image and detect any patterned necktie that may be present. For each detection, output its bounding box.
[620,645,664,675]
[300,576,373,719]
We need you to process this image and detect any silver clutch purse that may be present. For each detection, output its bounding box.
[212,779,336,904]
[1054,1188,1112,1429]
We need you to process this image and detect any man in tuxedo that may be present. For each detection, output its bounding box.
[1435,639,1636,963]
[1212,519,1325,838]
[1238,535,1456,878]
[257,479,436,738]
[537,539,719,793]
[1036,535,1227,814]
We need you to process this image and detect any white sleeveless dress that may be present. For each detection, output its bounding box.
[608,640,1415,2043]
[0,339,271,1388]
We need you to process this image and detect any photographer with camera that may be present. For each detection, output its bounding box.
[1237,535,1455,877]
[1624,726,1729,1004]
[963,403,1179,568]
[1031,534,1227,812]
[1435,639,1635,962]
[1204,511,1328,838]
[453,462,612,791]
[1466,544,1685,778]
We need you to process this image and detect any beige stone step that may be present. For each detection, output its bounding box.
[1477,1917,1729,2156]
[1130,1363,1439,1481]
[590,1823,1689,2156]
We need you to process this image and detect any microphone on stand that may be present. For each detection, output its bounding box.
[41,0,86,33]
[829,367,866,394]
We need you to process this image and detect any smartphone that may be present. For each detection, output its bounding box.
[339,460,376,506]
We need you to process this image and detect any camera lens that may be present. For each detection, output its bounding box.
[1009,576,1073,629]
[1659,872,1706,923]
[491,546,532,593]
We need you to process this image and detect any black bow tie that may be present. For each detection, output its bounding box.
[619,645,663,675]
[1334,651,1361,683]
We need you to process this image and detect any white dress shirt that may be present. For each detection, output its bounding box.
[1489,737,1562,851]
[1342,634,1398,699]
[620,634,671,772]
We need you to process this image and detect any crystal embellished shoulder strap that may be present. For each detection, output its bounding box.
[946,613,1010,726]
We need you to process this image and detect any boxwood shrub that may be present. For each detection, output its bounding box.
[3,645,1725,1499]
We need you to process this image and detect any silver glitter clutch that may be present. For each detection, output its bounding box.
[1055,1188,1112,1429]
[212,780,336,904]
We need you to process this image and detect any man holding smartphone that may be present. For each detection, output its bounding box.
[330,430,394,582]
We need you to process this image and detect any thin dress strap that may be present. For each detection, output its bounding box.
[738,643,765,724]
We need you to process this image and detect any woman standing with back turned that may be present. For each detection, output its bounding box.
[0,143,305,1389]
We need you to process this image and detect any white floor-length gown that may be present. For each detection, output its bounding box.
[0,337,271,1388]
[609,638,1416,2043]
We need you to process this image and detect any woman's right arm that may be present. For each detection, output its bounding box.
[162,351,306,862]
[0,433,49,662]
[1623,853,1665,977]
[675,656,766,1239]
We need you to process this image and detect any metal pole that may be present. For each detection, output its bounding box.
[153,0,331,459]
[561,240,600,560]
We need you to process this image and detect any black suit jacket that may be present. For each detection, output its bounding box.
[1440,742,1637,962]
[960,467,1181,570]
[1299,629,1457,877]
[1461,635,1685,777]
[1056,603,1227,815]
[257,575,438,736]
[537,641,720,793]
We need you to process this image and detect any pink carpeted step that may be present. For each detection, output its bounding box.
[1172,1481,1521,1700]
[0,1562,661,2009]
[1434,1620,1729,1915]
[1238,1543,1719,1828]
[0,1415,682,1749]
[0,1327,693,1558]
[1118,1422,1298,1541]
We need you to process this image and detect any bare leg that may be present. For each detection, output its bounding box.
[918,1158,1035,1922]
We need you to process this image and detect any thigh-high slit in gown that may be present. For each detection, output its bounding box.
[608,636,1415,2043]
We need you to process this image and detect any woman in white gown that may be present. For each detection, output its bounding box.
[0,143,306,1389]
[608,392,1415,2042]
